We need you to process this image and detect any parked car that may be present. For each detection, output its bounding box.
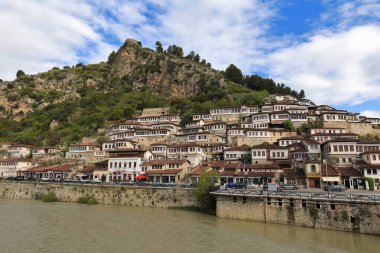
[226,183,245,189]
[263,183,280,192]
[281,184,300,190]
[246,183,256,189]
[41,177,51,181]
[324,185,346,192]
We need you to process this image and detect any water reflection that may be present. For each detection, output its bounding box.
[0,199,378,253]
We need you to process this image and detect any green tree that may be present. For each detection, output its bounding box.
[185,51,195,60]
[298,89,306,99]
[284,120,295,131]
[225,64,243,84]
[16,70,26,78]
[193,171,219,213]
[194,54,200,62]
[107,51,117,64]
[155,41,163,53]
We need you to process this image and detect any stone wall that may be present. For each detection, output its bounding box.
[216,195,380,235]
[0,181,197,208]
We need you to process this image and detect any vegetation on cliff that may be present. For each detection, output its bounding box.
[0,39,303,146]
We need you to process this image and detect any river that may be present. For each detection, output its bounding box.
[0,199,378,253]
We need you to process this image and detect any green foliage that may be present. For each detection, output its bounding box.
[193,171,219,213]
[155,41,163,53]
[284,120,295,131]
[107,51,117,64]
[78,196,98,205]
[225,64,243,84]
[166,45,184,57]
[42,191,58,202]
[1,41,301,146]
[364,177,375,191]
[16,70,26,78]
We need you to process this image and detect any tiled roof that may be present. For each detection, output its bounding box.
[302,139,320,145]
[251,142,286,150]
[188,166,210,175]
[224,145,251,151]
[336,167,362,177]
[145,169,182,175]
[220,169,236,176]
[283,168,305,179]
[360,150,380,155]
[26,166,49,172]
[278,136,304,140]
[246,164,280,170]
[246,172,275,177]
[26,164,72,172]
[320,164,340,177]
[141,159,189,166]
[311,133,358,137]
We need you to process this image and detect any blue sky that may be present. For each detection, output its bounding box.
[0,0,380,117]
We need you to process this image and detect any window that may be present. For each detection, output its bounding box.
[367,169,372,175]
[310,165,316,173]
[267,198,271,205]
[373,169,377,175]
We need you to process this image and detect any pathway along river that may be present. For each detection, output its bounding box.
[0,199,378,253]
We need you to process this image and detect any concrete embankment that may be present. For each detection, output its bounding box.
[0,181,197,208]
[214,193,380,235]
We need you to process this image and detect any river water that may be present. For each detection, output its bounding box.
[0,199,378,253]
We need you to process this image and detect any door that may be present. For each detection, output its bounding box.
[353,179,358,189]
[315,179,320,188]
[344,179,350,189]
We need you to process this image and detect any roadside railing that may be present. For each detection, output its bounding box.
[212,188,380,204]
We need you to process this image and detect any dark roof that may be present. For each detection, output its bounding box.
[320,164,340,177]
[302,139,320,145]
[336,167,362,177]
[251,142,287,150]
[224,145,251,151]
[246,164,280,170]
[356,141,380,145]
[278,136,304,141]
[283,168,305,179]
[246,172,275,177]
[311,133,358,137]
[323,138,359,144]
[141,159,189,166]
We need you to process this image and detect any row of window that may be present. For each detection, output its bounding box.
[109,161,137,168]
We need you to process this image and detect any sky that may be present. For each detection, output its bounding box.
[0,0,380,117]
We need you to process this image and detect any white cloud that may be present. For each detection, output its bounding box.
[0,0,108,80]
[0,0,379,113]
[262,25,380,106]
[361,110,380,118]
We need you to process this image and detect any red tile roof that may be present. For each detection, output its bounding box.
[145,169,182,175]
[141,159,189,166]
[336,167,362,177]
[283,168,305,179]
[188,166,210,175]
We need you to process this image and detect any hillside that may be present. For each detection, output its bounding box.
[0,38,301,146]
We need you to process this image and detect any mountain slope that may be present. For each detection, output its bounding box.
[0,39,299,146]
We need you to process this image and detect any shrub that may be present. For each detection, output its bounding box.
[42,191,58,202]
[78,196,98,205]
[364,177,375,191]
[193,171,219,214]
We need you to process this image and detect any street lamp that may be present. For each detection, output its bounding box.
[323,159,329,191]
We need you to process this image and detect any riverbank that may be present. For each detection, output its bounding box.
[0,181,197,208]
